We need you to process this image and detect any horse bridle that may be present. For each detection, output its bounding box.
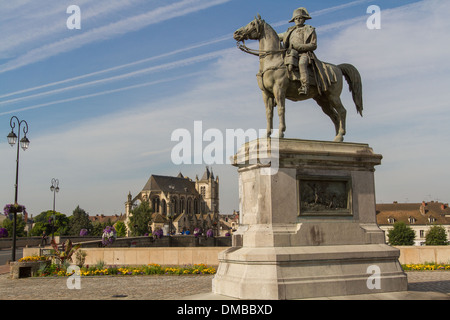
[236,18,286,58]
[237,40,286,58]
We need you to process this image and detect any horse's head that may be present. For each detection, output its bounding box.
[234,14,264,42]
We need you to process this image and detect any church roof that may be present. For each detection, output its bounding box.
[142,174,197,195]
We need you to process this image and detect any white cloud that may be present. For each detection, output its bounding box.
[0,0,143,59]
[0,49,230,113]
[0,0,231,73]
[0,34,230,100]
[321,0,450,80]
[316,0,450,204]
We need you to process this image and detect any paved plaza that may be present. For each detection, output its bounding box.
[0,270,448,300]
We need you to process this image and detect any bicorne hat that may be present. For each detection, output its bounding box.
[289,7,312,23]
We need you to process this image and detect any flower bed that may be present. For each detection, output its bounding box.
[35,262,216,277]
[10,257,51,279]
[402,263,450,271]
[18,256,49,262]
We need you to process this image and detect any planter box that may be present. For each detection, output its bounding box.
[9,261,49,279]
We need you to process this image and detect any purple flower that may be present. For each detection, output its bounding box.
[102,226,117,246]
[154,228,163,239]
[0,228,8,238]
[3,204,27,216]
[206,229,214,238]
[80,229,88,236]
[194,228,202,237]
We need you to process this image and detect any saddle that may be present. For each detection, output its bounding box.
[285,52,337,95]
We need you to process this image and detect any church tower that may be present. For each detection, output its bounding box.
[196,166,219,213]
[125,191,133,236]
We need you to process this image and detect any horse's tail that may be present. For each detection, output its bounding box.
[338,63,363,116]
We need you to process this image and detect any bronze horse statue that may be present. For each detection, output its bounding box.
[233,15,363,142]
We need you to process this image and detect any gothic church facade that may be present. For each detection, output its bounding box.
[125,167,219,235]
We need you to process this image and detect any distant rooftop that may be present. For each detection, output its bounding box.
[376,201,450,226]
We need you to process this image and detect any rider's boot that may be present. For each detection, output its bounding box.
[298,63,309,95]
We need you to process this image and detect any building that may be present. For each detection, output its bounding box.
[376,201,450,245]
[125,167,220,235]
[89,214,126,225]
[218,210,239,236]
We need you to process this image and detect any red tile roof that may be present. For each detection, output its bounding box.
[376,201,450,225]
[89,214,126,224]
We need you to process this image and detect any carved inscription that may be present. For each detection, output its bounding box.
[299,177,351,215]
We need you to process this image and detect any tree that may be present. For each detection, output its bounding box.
[425,225,448,245]
[30,210,69,236]
[115,221,126,237]
[127,201,153,236]
[1,214,26,238]
[387,222,415,246]
[91,219,113,236]
[68,206,92,236]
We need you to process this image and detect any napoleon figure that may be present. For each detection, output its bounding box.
[278,7,317,95]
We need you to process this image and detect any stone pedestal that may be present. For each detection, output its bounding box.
[212,139,407,299]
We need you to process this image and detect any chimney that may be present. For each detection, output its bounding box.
[441,204,446,210]
[419,205,426,216]
[422,201,426,207]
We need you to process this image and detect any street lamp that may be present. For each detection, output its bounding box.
[7,116,30,261]
[50,178,60,241]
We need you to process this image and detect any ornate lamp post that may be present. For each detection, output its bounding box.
[50,178,60,241]
[7,116,30,261]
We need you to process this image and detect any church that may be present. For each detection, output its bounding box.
[125,167,220,235]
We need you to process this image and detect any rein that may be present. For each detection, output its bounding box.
[237,40,286,58]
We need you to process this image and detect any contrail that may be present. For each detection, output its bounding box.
[0,72,206,116]
[0,48,231,107]
[272,0,375,27]
[0,35,230,101]
[0,0,232,74]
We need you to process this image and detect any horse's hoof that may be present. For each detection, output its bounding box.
[334,136,344,142]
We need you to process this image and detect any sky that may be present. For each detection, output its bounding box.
[1,0,449,218]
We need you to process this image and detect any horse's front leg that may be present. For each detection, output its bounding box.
[263,91,274,138]
[274,85,286,138]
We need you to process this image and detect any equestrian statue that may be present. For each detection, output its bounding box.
[233,8,363,142]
